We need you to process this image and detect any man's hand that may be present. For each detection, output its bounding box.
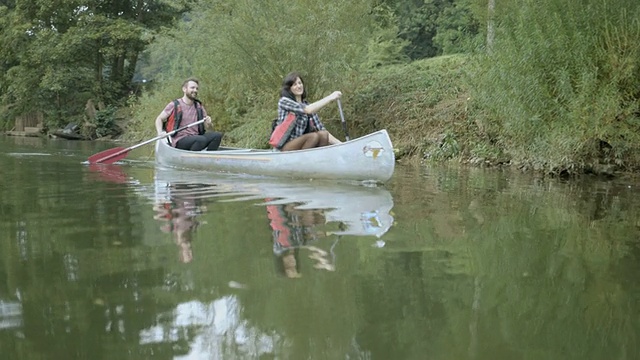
[204,116,212,127]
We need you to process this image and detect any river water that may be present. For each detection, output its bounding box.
[1,135,639,359]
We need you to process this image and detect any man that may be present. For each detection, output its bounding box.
[155,78,224,151]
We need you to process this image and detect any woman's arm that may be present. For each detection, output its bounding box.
[303,91,342,114]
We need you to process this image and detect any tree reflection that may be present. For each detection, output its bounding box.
[376,168,640,360]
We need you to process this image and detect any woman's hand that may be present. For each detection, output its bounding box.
[330,91,342,101]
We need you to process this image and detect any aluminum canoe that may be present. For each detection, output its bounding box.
[155,129,395,182]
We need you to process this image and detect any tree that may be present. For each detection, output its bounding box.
[0,0,193,131]
[383,0,480,59]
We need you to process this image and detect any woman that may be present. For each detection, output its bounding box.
[273,72,343,151]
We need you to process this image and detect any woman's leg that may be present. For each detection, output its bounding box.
[327,132,342,145]
[281,133,320,151]
[316,130,330,147]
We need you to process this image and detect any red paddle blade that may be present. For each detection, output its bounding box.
[88,164,129,183]
[87,147,129,164]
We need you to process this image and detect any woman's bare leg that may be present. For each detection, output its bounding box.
[316,131,330,147]
[327,132,342,145]
[281,133,320,151]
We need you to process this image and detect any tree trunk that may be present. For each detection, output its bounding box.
[487,0,495,53]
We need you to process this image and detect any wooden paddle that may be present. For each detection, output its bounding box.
[87,119,206,164]
[337,99,350,141]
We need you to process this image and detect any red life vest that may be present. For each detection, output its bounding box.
[163,99,206,135]
[266,202,292,248]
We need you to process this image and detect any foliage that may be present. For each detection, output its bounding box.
[0,0,192,130]
[468,0,640,173]
[433,0,483,55]
[93,106,119,138]
[348,55,472,159]
[383,0,480,59]
[360,2,410,68]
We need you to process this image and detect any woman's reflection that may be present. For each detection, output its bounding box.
[153,184,207,263]
[267,202,336,278]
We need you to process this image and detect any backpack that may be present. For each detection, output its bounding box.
[163,99,205,135]
[269,113,297,149]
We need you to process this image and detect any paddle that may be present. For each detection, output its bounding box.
[336,99,350,141]
[87,119,206,164]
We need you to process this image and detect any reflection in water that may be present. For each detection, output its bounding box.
[134,168,397,357]
[0,300,23,330]
[147,168,395,274]
[88,164,130,184]
[153,183,210,263]
[139,296,281,359]
[150,168,395,241]
[5,133,640,359]
[267,202,335,278]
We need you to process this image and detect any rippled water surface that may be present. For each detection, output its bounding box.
[1,135,639,359]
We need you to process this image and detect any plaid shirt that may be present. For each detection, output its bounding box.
[277,97,325,141]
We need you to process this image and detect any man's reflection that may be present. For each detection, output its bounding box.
[153,184,207,263]
[267,202,335,278]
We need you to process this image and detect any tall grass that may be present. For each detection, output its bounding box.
[469,0,640,172]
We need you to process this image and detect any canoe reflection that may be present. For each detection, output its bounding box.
[150,168,395,269]
[0,300,23,330]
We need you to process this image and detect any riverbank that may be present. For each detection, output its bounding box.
[122,54,635,177]
[343,54,636,176]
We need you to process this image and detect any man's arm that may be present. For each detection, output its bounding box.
[155,111,169,135]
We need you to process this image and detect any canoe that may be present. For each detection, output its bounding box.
[148,167,395,238]
[155,129,395,182]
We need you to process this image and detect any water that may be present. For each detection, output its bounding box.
[1,135,639,359]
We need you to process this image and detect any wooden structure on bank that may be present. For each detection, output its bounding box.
[5,112,44,137]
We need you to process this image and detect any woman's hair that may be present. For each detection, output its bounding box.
[280,72,306,101]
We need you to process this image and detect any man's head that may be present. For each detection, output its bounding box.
[182,78,200,100]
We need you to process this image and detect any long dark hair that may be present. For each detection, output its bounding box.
[280,72,306,101]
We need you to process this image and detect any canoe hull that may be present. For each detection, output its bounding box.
[155,130,395,182]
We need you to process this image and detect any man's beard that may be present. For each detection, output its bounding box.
[186,92,198,100]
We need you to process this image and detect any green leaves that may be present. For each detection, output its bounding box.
[469,0,640,173]
[0,0,191,130]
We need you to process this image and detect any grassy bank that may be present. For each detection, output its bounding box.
[123,53,638,176]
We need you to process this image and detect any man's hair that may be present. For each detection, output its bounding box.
[182,77,200,88]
